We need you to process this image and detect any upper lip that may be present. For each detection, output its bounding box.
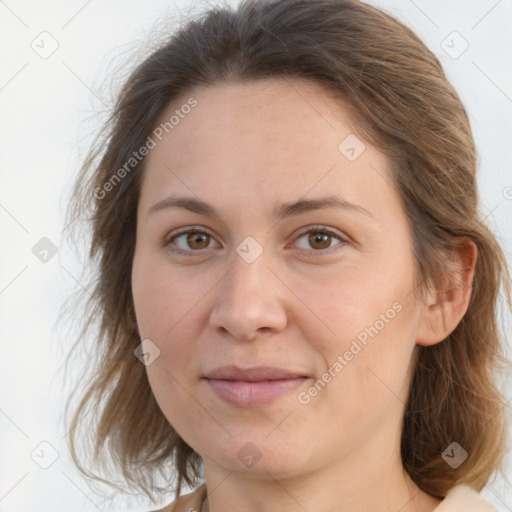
[204,365,307,382]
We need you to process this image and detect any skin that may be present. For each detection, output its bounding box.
[131,78,476,512]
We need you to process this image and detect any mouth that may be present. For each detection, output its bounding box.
[203,365,311,407]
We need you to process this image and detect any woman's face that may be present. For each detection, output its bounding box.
[132,78,428,478]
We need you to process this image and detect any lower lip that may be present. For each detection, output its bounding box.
[205,377,308,407]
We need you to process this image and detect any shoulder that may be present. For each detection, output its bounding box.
[150,483,207,512]
[434,484,499,512]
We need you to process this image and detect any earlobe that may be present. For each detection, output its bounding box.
[416,238,477,347]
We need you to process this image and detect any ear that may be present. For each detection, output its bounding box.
[416,237,477,347]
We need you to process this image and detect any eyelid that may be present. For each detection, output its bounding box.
[292,225,347,243]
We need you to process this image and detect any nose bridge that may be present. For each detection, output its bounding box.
[209,244,288,339]
[229,250,271,302]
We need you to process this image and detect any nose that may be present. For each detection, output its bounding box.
[209,249,288,341]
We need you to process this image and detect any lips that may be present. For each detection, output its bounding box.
[203,365,310,407]
[204,365,307,382]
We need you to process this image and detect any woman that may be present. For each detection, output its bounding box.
[64,0,511,511]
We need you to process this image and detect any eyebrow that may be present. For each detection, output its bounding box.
[147,194,374,221]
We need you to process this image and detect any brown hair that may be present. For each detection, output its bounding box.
[63,0,511,503]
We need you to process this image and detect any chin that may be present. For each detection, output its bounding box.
[205,437,313,478]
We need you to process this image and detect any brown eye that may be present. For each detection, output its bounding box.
[186,231,210,250]
[293,226,347,256]
[308,232,332,250]
[165,228,220,255]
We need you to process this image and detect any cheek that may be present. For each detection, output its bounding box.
[326,300,420,423]
[132,257,203,437]
[132,248,210,342]
[296,264,419,405]
[131,248,213,394]
[291,260,411,349]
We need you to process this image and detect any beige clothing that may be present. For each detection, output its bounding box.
[151,483,499,511]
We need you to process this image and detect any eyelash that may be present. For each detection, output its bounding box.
[163,225,348,258]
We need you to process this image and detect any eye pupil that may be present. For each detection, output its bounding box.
[309,232,331,249]
[187,231,209,249]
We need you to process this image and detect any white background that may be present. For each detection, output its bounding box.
[0,0,511,511]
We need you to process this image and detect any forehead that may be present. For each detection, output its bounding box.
[139,78,398,222]
[147,77,363,166]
